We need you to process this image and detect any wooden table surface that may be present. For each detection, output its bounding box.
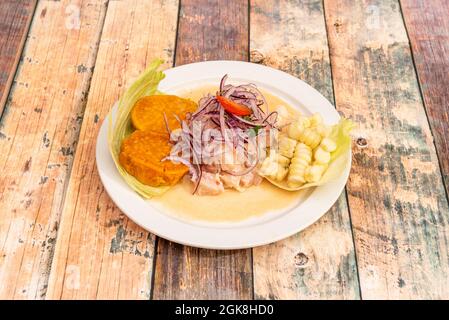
[0,0,448,300]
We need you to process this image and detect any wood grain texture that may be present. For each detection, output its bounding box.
[175,0,248,61]
[250,0,360,300]
[45,0,179,300]
[0,0,108,299]
[324,0,449,299]
[152,0,253,300]
[400,0,449,198]
[0,0,37,116]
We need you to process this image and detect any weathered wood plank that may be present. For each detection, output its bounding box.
[0,0,108,300]
[0,0,37,116]
[250,0,360,300]
[324,0,449,299]
[152,0,253,300]
[400,0,449,198]
[45,0,179,300]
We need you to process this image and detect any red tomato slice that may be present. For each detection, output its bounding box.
[216,95,252,116]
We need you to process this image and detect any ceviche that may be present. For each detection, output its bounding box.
[108,60,353,200]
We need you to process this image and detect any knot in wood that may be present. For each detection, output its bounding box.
[294,252,309,267]
[334,19,343,33]
[250,50,265,63]
[356,137,367,148]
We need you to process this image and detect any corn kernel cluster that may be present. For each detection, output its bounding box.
[259,112,337,187]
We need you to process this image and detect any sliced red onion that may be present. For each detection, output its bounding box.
[192,168,202,194]
[173,114,182,126]
[219,74,228,92]
[232,114,267,127]
[219,107,228,141]
[163,112,171,136]
[232,91,257,100]
[262,111,278,126]
[223,86,236,98]
[192,96,215,119]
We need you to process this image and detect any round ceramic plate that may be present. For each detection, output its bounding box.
[96,61,351,249]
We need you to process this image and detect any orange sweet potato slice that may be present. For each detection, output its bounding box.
[131,95,197,134]
[119,130,188,187]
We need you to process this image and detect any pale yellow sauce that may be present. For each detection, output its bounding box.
[151,85,305,222]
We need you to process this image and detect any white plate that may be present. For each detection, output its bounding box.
[96,61,351,249]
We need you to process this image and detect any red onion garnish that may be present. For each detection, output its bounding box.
[167,75,277,194]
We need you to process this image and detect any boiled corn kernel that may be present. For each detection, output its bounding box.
[275,165,289,181]
[298,128,322,149]
[315,124,331,138]
[276,105,290,127]
[278,135,297,158]
[287,116,310,140]
[259,157,279,177]
[305,165,327,183]
[314,147,331,165]
[287,165,308,187]
[320,137,337,153]
[309,113,323,127]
